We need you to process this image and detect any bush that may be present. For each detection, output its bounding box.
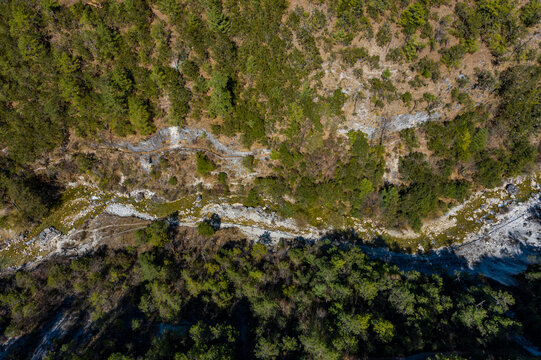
[340,47,369,65]
[128,97,155,135]
[150,167,161,180]
[408,75,426,88]
[208,71,233,118]
[217,172,228,185]
[181,60,199,80]
[242,155,255,171]
[75,153,96,173]
[456,75,469,88]
[440,45,466,67]
[423,92,437,103]
[376,23,392,47]
[521,0,541,27]
[244,188,263,207]
[416,57,440,81]
[399,2,427,35]
[403,36,424,62]
[451,88,471,106]
[328,89,347,116]
[386,47,404,62]
[401,92,413,106]
[400,128,418,150]
[474,68,498,91]
[196,152,217,177]
[136,221,170,247]
[476,157,503,188]
[197,221,215,236]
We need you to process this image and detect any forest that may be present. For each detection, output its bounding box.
[0,0,539,233]
[0,222,540,359]
[0,1,540,358]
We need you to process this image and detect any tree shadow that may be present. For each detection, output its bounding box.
[278,228,540,286]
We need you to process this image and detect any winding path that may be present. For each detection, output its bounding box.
[112,143,270,159]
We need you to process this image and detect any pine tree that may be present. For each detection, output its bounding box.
[209,71,233,117]
[207,6,231,34]
[128,96,155,135]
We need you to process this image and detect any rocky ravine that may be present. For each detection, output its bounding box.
[17,182,540,286]
[2,126,540,285]
[105,191,541,286]
[361,192,541,286]
[112,126,271,174]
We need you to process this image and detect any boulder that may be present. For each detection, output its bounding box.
[506,184,519,196]
[38,227,61,247]
[135,192,145,202]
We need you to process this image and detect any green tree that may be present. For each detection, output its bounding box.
[1,176,50,221]
[299,332,340,360]
[376,23,392,47]
[197,221,215,236]
[254,337,280,359]
[476,157,503,188]
[372,319,394,343]
[400,2,427,35]
[440,45,466,67]
[196,152,217,176]
[521,0,541,26]
[135,221,170,247]
[95,22,120,61]
[207,7,231,34]
[209,71,233,118]
[128,96,155,135]
[381,186,399,226]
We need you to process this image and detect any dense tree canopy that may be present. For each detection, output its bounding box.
[0,224,538,359]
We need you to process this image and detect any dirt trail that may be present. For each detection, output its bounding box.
[69,222,149,238]
[115,144,270,159]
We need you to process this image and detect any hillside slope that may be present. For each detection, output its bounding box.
[0,1,541,358]
[0,0,540,241]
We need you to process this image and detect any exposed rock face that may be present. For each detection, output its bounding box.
[201,203,301,232]
[130,189,157,202]
[120,127,269,158]
[54,187,541,286]
[506,183,519,196]
[38,227,62,250]
[5,174,540,288]
[383,111,441,133]
[362,193,541,285]
[339,111,442,137]
[118,127,271,175]
[104,203,156,221]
